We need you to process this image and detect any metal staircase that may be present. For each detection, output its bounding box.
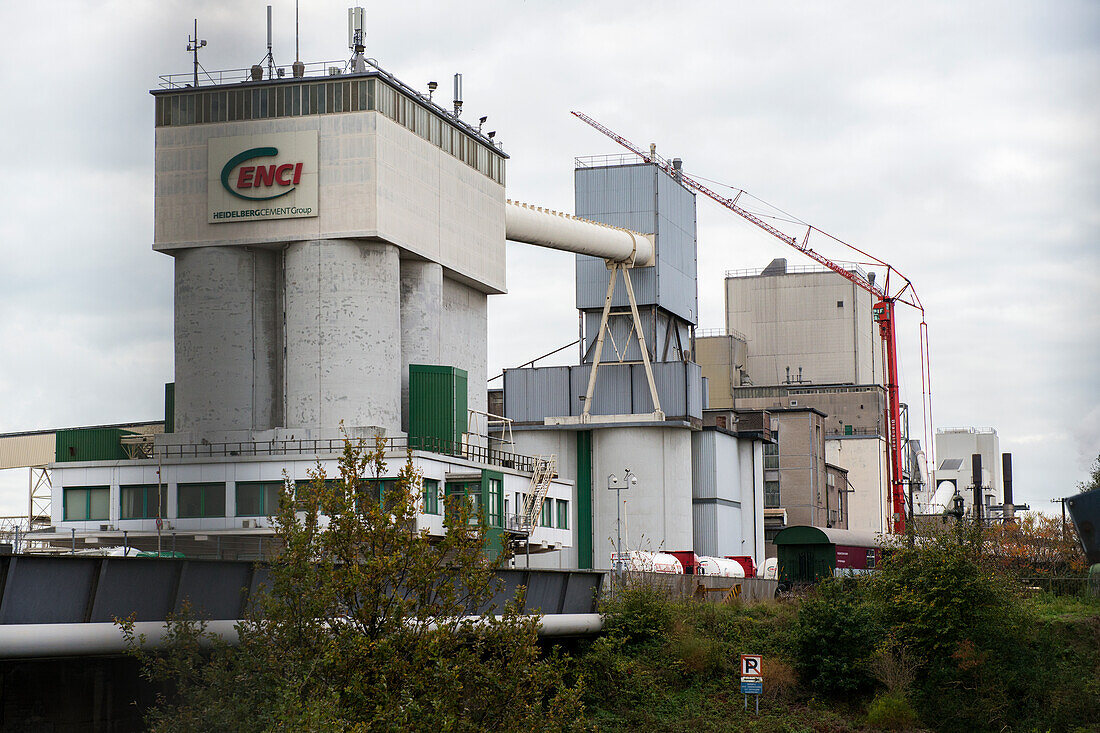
[519,455,557,534]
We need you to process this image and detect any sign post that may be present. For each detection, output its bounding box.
[740,654,764,714]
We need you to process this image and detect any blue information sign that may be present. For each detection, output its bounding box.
[740,677,763,695]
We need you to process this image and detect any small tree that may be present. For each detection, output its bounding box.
[985,511,1086,577]
[124,435,585,732]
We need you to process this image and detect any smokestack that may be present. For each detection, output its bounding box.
[1002,453,1013,507]
[972,453,983,523]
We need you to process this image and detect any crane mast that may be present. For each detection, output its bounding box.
[571,110,931,534]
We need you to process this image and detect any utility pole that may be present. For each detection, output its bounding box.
[1051,497,1067,542]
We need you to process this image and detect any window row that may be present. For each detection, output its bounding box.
[154,78,505,184]
[63,479,446,521]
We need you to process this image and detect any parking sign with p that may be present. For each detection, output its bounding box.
[740,654,762,677]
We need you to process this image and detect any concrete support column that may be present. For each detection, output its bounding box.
[174,246,280,436]
[400,260,443,431]
[284,239,402,434]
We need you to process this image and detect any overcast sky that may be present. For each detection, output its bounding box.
[0,1,1097,516]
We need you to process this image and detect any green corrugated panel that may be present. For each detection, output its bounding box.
[409,365,467,449]
[164,383,175,434]
[576,431,593,569]
[55,428,134,463]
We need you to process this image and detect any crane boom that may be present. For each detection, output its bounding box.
[571,110,933,534]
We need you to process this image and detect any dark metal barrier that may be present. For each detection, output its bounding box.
[0,556,601,624]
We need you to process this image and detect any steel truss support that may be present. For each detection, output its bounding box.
[581,262,664,422]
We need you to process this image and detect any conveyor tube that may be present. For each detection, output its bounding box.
[505,200,654,267]
[0,614,605,658]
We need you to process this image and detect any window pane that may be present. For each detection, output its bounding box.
[178,485,204,517]
[764,480,781,508]
[557,499,569,529]
[265,483,281,514]
[236,483,264,516]
[423,479,439,515]
[64,488,88,521]
[202,484,226,517]
[88,488,110,520]
[120,486,144,519]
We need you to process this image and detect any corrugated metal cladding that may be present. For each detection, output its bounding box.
[692,502,743,558]
[574,163,698,325]
[691,431,718,499]
[502,362,702,423]
[0,433,55,470]
[408,365,468,446]
[55,429,135,463]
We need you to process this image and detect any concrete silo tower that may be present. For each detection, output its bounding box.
[152,70,507,442]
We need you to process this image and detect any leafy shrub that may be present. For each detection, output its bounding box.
[866,692,918,730]
[601,586,674,646]
[792,577,879,696]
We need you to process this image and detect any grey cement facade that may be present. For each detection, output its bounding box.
[725,265,881,387]
[174,246,282,434]
[400,260,443,432]
[155,91,503,442]
[284,240,402,433]
[439,277,489,418]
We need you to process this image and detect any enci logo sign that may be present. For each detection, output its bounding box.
[208,131,318,223]
[221,147,303,201]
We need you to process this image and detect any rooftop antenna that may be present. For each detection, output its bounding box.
[187,19,207,87]
[348,6,366,72]
[453,73,463,117]
[292,0,304,77]
[266,5,275,80]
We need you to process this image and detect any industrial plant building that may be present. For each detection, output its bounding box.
[5,31,771,573]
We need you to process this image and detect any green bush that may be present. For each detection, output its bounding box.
[601,586,674,646]
[866,692,918,730]
[792,577,880,696]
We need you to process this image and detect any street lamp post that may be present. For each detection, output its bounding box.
[608,468,637,595]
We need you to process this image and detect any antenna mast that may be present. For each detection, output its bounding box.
[187,19,207,87]
[266,5,275,80]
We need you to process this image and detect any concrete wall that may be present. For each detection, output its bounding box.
[154,110,506,294]
[439,276,488,418]
[827,435,888,535]
[693,335,748,409]
[725,270,881,387]
[592,426,694,569]
[734,385,885,437]
[174,247,281,434]
[284,239,401,433]
[400,260,442,431]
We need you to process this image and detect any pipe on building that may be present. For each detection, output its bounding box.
[505,200,654,267]
[0,614,604,658]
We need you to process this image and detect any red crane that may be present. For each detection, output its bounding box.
[572,110,932,534]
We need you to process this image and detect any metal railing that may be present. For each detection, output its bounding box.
[725,261,869,280]
[574,153,642,168]
[158,60,349,89]
[154,436,538,473]
[695,326,749,342]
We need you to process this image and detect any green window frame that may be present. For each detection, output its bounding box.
[63,486,110,521]
[236,481,283,517]
[539,498,553,528]
[556,499,569,529]
[120,484,163,519]
[177,482,227,518]
[423,478,440,515]
[487,478,502,527]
